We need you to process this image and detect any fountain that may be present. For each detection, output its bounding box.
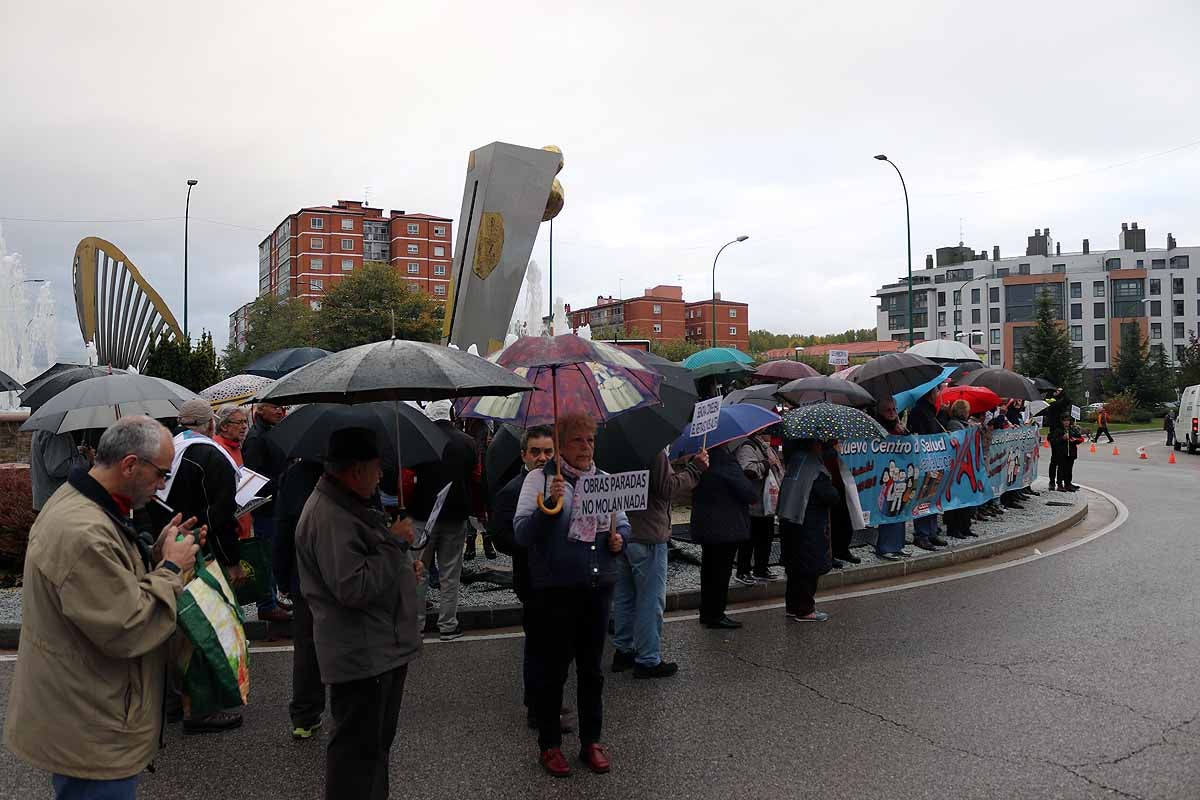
[0,226,56,409]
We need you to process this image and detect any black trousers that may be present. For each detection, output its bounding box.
[1093,425,1114,443]
[829,497,853,559]
[944,506,973,534]
[1048,445,1066,486]
[737,516,775,576]
[290,591,326,728]
[699,542,739,622]
[785,573,820,616]
[1060,456,1076,487]
[525,586,612,752]
[326,665,408,800]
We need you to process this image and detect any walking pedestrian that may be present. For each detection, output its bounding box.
[733,431,784,584]
[242,401,290,618]
[872,398,910,561]
[295,427,422,800]
[4,416,204,800]
[776,438,841,622]
[1092,406,1114,444]
[1165,412,1176,447]
[905,389,948,550]
[691,443,758,630]
[514,413,628,777]
[611,447,707,679]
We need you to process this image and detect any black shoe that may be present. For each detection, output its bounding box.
[946,530,967,539]
[440,624,464,641]
[877,552,903,561]
[929,536,948,547]
[701,615,743,630]
[183,710,243,735]
[633,661,679,679]
[482,535,498,559]
[1065,484,1079,492]
[831,559,846,570]
[913,538,938,552]
[962,530,978,538]
[611,649,635,673]
[463,540,476,561]
[837,553,862,565]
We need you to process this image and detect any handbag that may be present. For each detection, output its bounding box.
[177,553,250,718]
[762,469,781,516]
[229,533,272,607]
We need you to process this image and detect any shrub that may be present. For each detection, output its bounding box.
[0,465,35,571]
[1131,410,1153,424]
[1103,392,1135,423]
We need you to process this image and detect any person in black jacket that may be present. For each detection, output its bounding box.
[273,457,325,740]
[411,400,479,641]
[777,438,841,622]
[242,402,289,618]
[905,390,948,551]
[690,443,757,630]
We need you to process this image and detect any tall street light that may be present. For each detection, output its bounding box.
[875,155,913,346]
[184,179,198,342]
[712,235,749,347]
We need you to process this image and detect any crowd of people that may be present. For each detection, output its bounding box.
[7,379,1069,797]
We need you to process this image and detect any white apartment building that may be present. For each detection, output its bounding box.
[874,222,1197,389]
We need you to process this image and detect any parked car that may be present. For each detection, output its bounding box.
[1084,402,1105,421]
[1176,385,1200,454]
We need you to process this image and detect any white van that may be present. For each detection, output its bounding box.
[1177,385,1200,453]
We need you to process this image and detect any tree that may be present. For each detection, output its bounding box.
[1016,288,1081,397]
[312,262,443,352]
[220,295,317,376]
[1177,330,1200,391]
[650,337,704,362]
[1146,344,1178,404]
[1107,323,1156,406]
[144,330,220,393]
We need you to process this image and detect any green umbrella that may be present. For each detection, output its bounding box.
[689,361,753,382]
[782,402,887,441]
[682,347,754,369]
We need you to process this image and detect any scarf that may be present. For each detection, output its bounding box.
[559,459,604,543]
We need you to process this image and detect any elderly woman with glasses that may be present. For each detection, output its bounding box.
[213,405,252,539]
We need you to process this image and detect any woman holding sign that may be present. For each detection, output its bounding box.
[514,412,630,778]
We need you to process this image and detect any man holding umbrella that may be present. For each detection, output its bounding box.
[242,401,290,621]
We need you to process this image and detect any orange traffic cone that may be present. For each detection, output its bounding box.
[1169,451,1177,464]
[1089,443,1097,454]
[1112,445,1120,456]
[1042,437,1050,449]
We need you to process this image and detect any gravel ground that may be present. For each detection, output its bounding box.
[0,480,1083,623]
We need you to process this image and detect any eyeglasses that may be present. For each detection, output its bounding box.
[223,419,249,427]
[137,457,172,481]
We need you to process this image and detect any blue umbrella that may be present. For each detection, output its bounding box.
[681,347,754,369]
[669,404,781,459]
[893,364,958,413]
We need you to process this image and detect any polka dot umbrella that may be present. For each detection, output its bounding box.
[199,374,276,406]
[782,402,887,442]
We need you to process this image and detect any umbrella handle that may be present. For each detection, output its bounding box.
[538,367,564,516]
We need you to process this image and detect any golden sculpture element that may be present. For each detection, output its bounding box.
[541,145,566,222]
[542,145,564,174]
[472,212,505,280]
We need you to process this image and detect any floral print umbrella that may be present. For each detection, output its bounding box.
[199,374,276,406]
[782,402,887,442]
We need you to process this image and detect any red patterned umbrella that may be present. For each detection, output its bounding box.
[754,360,819,382]
[939,385,1002,415]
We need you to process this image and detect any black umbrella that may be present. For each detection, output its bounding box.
[258,338,534,506]
[19,365,128,411]
[950,360,989,382]
[958,367,1042,401]
[21,374,198,434]
[0,369,23,393]
[23,362,88,390]
[850,352,943,401]
[243,347,331,379]
[1030,377,1058,392]
[777,376,875,408]
[267,402,449,470]
[723,384,781,410]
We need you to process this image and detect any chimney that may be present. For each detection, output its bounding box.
[1168,233,1177,250]
[1035,229,1041,236]
[1083,238,1090,254]
[980,251,988,260]
[1056,242,1061,256]
[1131,222,1138,230]
[715,292,722,301]
[925,254,934,269]
[1045,226,1051,236]
[993,245,1000,261]
[1122,223,1129,231]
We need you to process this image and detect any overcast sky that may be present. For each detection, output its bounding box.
[3,0,1200,363]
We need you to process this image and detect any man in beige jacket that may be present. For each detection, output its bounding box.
[4,416,204,799]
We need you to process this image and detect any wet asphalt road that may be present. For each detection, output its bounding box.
[0,430,1197,799]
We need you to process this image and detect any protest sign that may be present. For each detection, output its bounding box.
[575,470,650,518]
[828,349,849,366]
[1071,405,1081,420]
[690,397,722,437]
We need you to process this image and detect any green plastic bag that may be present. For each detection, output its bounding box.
[230,535,271,607]
[177,556,250,718]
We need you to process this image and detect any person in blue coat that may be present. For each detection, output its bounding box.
[689,443,758,630]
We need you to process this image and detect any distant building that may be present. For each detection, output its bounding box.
[567,285,750,351]
[228,300,253,350]
[258,199,453,309]
[762,341,906,361]
[684,295,750,351]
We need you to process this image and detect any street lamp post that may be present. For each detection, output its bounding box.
[874,155,913,346]
[184,179,198,341]
[712,235,749,347]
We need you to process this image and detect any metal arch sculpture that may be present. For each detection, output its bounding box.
[72,237,183,371]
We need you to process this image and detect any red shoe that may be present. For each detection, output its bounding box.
[541,747,571,777]
[579,743,611,774]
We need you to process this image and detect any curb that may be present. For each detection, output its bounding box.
[0,496,1091,649]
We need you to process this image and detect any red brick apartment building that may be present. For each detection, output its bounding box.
[257,200,453,309]
[568,285,750,351]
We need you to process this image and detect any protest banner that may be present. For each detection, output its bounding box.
[690,397,722,437]
[828,349,850,366]
[575,470,650,518]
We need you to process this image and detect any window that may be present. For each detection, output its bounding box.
[952,290,961,305]
[653,324,662,334]
[1052,263,1066,273]
[971,288,980,304]
[310,217,324,230]
[433,226,446,237]
[434,284,446,296]
[1094,302,1105,318]
[729,308,737,318]
[989,287,1000,303]
[1137,259,1144,267]
[340,218,353,231]
[1112,278,1144,316]
[889,315,904,330]
[990,351,1001,366]
[1150,300,1162,316]
[1174,322,1186,340]
[1093,281,1105,297]
[1105,257,1121,270]
[729,326,737,336]
[953,309,962,325]
[1070,325,1083,342]
[1151,323,1162,340]
[407,263,419,274]
[1094,324,1106,341]
[1175,299,1186,317]
[311,238,324,249]
[996,268,1010,277]
[311,258,324,271]
[1070,303,1082,320]
[1073,347,1084,363]
[1196,277,1200,293]
[937,311,946,326]
[1170,255,1190,269]
[407,244,419,255]
[1150,278,1161,295]
[433,246,445,257]
[989,308,1000,323]
[1095,346,1107,362]
[1173,277,1185,295]
[1178,344,1187,361]
[341,238,353,251]
[433,264,446,276]
[649,303,661,314]
[311,300,321,311]
[1070,282,1082,298]
[1006,284,1064,322]
[990,329,1000,344]
[342,259,354,271]
[310,278,324,291]
[1018,263,1031,275]
[407,223,419,235]
[1152,258,1167,269]
[937,291,946,306]
[971,309,981,324]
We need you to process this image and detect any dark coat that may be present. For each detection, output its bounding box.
[487,469,529,600]
[242,418,287,517]
[781,464,840,577]
[152,440,240,566]
[409,421,477,525]
[688,446,757,546]
[273,459,324,595]
[907,398,944,436]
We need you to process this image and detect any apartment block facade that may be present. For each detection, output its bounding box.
[567,285,750,351]
[257,200,453,309]
[874,222,1196,390]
